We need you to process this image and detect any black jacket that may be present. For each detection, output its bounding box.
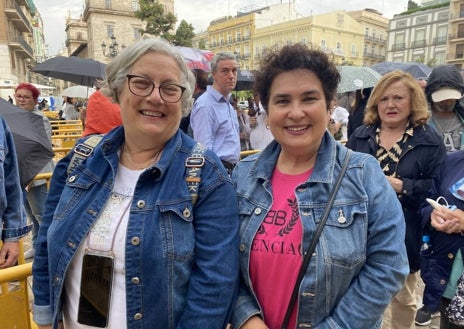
[346,123,446,272]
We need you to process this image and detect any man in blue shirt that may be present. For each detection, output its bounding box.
[190,52,240,171]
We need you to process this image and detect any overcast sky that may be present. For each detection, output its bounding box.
[34,0,410,56]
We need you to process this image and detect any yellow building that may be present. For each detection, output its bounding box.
[253,11,365,69]
[207,3,300,70]
[347,9,389,66]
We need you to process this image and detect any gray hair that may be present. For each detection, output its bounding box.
[102,37,195,115]
[210,52,237,73]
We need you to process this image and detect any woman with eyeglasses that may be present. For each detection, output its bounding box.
[32,38,240,329]
[346,70,447,329]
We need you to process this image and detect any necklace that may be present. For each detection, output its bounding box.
[121,143,163,170]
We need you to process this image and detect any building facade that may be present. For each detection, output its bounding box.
[66,0,173,63]
[447,0,464,67]
[347,9,389,67]
[386,3,449,66]
[0,0,36,96]
[207,3,300,70]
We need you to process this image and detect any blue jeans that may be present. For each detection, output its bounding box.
[25,183,48,247]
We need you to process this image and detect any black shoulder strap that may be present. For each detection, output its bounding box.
[281,149,352,329]
[185,143,206,206]
[67,134,103,175]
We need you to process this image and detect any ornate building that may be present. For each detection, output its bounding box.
[66,0,174,63]
[0,0,36,97]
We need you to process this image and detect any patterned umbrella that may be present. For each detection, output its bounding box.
[371,62,432,79]
[337,66,382,93]
[176,46,214,72]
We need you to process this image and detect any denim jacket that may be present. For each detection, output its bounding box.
[32,127,240,329]
[230,132,409,329]
[0,116,29,241]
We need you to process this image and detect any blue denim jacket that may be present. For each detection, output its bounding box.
[230,132,409,329]
[32,127,240,329]
[0,116,29,241]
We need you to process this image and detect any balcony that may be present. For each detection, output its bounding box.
[449,12,464,21]
[449,33,464,42]
[8,31,33,57]
[391,43,406,51]
[433,36,447,45]
[447,53,464,60]
[364,35,386,44]
[363,52,385,60]
[5,0,32,33]
[410,40,426,48]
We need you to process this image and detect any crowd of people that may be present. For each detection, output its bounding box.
[1,38,463,329]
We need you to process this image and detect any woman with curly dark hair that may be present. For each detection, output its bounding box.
[230,44,409,329]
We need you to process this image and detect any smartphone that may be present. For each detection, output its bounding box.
[77,253,114,328]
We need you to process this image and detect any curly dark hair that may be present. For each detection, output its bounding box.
[254,43,340,113]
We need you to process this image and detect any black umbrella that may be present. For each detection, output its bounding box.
[31,56,106,87]
[235,69,254,91]
[0,98,54,187]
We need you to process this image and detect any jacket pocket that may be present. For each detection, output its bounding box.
[53,171,99,221]
[313,202,367,269]
[158,201,195,262]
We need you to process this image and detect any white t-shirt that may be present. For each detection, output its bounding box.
[63,163,142,329]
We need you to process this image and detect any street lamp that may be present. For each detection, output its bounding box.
[101,35,126,58]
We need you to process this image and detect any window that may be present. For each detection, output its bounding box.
[321,39,326,48]
[417,16,428,24]
[396,20,407,28]
[435,52,445,65]
[106,25,114,38]
[351,44,357,57]
[365,27,369,37]
[133,28,141,40]
[105,0,111,9]
[437,25,447,37]
[132,0,139,11]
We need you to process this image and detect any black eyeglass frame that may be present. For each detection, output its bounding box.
[126,74,186,103]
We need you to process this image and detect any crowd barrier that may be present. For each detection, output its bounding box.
[0,240,38,329]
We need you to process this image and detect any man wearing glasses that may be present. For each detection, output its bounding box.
[190,52,240,173]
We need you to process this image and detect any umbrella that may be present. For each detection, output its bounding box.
[176,46,214,72]
[0,98,54,187]
[31,56,106,87]
[337,66,382,93]
[235,69,254,91]
[371,62,432,79]
[62,86,96,99]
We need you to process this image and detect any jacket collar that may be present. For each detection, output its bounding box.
[247,131,340,185]
[100,126,186,180]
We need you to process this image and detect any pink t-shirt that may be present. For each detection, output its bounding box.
[249,167,312,329]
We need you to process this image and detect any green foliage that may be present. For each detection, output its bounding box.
[198,38,207,50]
[134,1,195,47]
[173,20,195,47]
[397,1,450,16]
[134,0,177,40]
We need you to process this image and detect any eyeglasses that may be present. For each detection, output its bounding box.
[126,74,186,103]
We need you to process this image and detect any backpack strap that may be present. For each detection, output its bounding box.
[185,143,206,206]
[67,134,104,175]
